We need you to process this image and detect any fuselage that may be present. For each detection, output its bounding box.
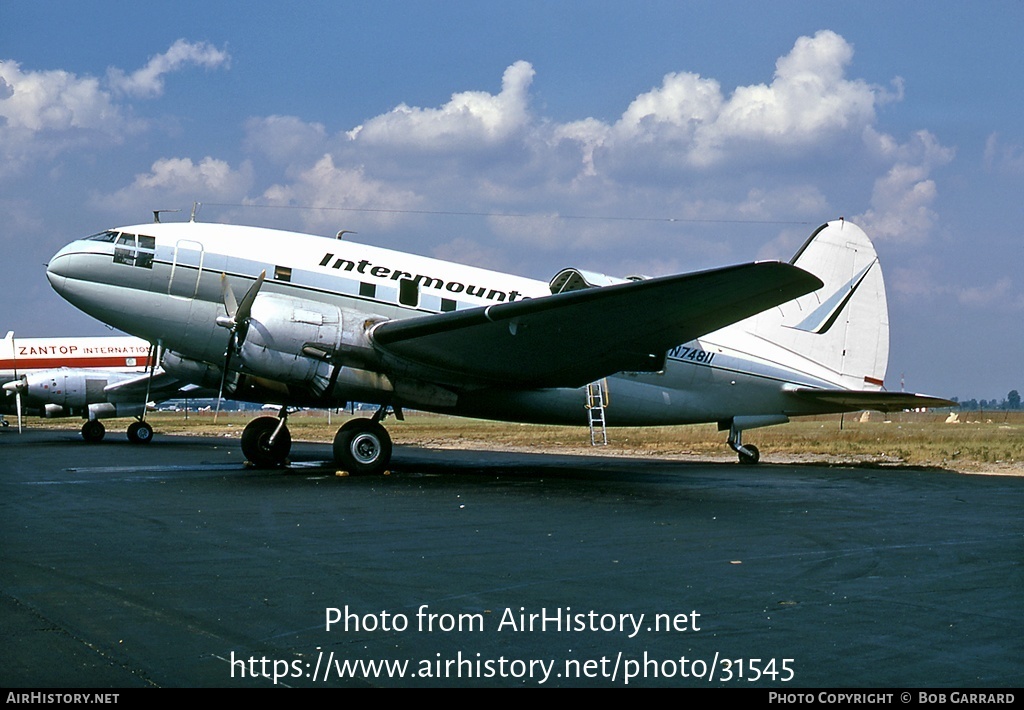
[1,334,153,379]
[1,334,156,419]
[47,221,851,427]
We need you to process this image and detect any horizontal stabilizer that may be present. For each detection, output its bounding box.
[791,388,956,412]
[372,261,822,388]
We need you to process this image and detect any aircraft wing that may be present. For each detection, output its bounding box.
[103,368,214,404]
[371,261,822,388]
[790,389,956,411]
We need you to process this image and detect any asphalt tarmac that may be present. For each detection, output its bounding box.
[1,428,1021,688]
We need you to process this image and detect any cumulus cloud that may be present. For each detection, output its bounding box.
[891,266,1024,313]
[0,41,231,179]
[854,130,954,243]
[96,156,254,211]
[348,60,535,149]
[0,60,121,133]
[617,71,723,139]
[984,132,1024,175]
[224,30,951,266]
[0,59,135,178]
[698,31,879,157]
[552,30,889,175]
[213,30,929,239]
[257,154,423,232]
[107,39,230,98]
[82,29,954,264]
[244,115,328,165]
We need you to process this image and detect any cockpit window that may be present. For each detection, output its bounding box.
[137,235,155,269]
[111,233,155,269]
[85,230,119,243]
[114,233,137,265]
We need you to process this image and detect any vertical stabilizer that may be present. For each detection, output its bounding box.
[752,220,889,390]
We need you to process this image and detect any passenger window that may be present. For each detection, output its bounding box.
[399,278,419,307]
[440,298,457,312]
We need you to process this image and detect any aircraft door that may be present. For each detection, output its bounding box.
[168,240,205,299]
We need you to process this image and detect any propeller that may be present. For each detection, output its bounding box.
[3,377,25,434]
[214,270,265,420]
[4,330,23,433]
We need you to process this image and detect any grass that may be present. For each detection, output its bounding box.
[25,408,1024,473]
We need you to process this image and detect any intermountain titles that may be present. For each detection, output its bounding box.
[318,252,524,303]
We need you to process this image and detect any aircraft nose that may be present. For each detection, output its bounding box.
[46,243,78,295]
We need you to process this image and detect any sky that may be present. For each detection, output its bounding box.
[2,1,1022,402]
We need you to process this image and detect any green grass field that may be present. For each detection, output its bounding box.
[26,408,1022,474]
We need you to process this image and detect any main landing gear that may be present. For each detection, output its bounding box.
[240,409,293,469]
[333,415,393,476]
[80,418,154,444]
[240,405,395,475]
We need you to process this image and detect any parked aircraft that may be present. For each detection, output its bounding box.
[1,331,196,442]
[45,217,952,471]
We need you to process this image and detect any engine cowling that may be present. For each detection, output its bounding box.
[162,351,225,390]
[22,369,103,414]
[236,294,342,388]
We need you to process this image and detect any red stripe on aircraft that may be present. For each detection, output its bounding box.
[863,375,885,387]
[0,356,154,370]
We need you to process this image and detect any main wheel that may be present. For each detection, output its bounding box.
[127,420,154,444]
[81,419,106,443]
[333,418,392,475]
[738,444,760,465]
[241,416,292,468]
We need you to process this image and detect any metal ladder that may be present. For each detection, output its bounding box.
[586,380,608,446]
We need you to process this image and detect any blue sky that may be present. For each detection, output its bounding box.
[2,1,1022,401]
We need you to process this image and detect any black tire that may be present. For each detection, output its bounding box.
[127,420,154,444]
[333,419,392,475]
[738,444,760,465]
[82,419,106,443]
[241,416,291,468]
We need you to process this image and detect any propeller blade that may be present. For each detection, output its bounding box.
[235,270,265,330]
[8,331,20,433]
[4,376,26,433]
[214,271,264,423]
[214,332,236,423]
[221,272,239,318]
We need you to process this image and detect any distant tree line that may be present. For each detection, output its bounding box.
[951,390,1021,410]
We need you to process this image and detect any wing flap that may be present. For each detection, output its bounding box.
[372,261,822,388]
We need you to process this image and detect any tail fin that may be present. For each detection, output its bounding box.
[752,219,889,390]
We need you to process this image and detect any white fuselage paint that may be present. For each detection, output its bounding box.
[46,221,854,428]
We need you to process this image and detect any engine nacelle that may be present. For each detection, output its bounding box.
[22,368,106,413]
[162,350,224,390]
[549,268,644,294]
[237,294,342,387]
